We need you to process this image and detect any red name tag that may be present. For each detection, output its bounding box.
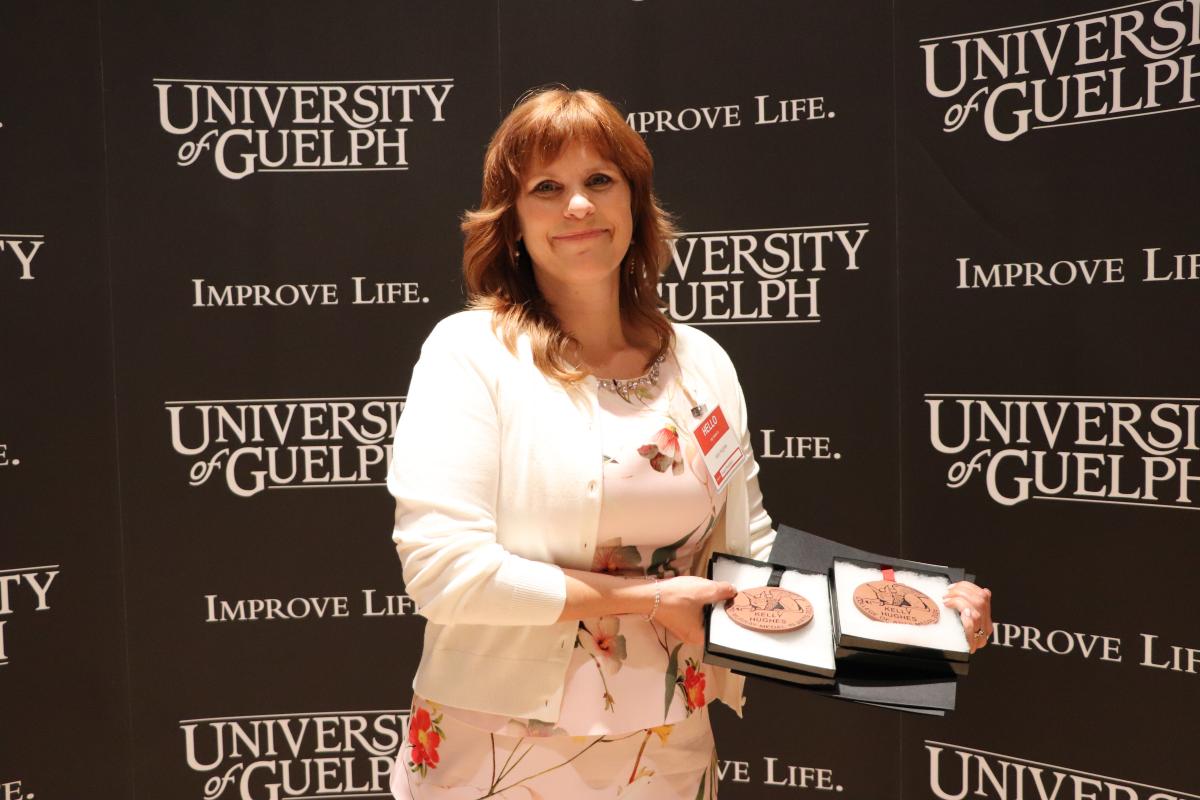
[689,404,744,494]
[696,408,730,455]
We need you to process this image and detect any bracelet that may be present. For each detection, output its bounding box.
[644,578,661,622]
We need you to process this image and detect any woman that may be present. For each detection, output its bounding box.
[387,88,993,799]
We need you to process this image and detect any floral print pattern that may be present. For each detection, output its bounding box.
[393,701,717,799]
[578,616,629,711]
[406,705,445,778]
[580,617,628,672]
[574,388,722,723]
[592,515,716,581]
[509,717,567,738]
[638,424,684,474]
[393,361,725,798]
[591,538,643,575]
[681,659,707,711]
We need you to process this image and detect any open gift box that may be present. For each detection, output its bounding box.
[704,552,836,687]
[830,557,971,677]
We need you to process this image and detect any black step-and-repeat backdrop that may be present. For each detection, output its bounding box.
[2,2,1197,799]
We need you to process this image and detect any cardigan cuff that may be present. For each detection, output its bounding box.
[495,556,568,625]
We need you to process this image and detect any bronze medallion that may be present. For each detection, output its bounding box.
[724,586,814,633]
[852,580,940,625]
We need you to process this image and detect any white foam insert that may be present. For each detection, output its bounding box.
[709,557,835,673]
[832,560,969,654]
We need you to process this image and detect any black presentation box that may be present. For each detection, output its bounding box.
[763,525,975,713]
[830,556,971,678]
[769,524,973,583]
[704,552,836,688]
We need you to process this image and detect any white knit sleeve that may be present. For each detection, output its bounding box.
[713,336,777,561]
[387,318,567,626]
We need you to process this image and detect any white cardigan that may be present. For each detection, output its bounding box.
[388,309,776,721]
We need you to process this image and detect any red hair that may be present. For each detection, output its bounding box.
[461,87,677,382]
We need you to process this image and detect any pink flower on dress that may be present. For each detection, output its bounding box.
[638,425,684,475]
[580,617,628,712]
[591,538,643,575]
[580,616,628,674]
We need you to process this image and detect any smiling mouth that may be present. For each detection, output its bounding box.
[554,229,607,241]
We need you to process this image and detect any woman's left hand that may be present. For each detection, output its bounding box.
[943,582,993,654]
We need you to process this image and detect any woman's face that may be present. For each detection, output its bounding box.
[513,142,633,296]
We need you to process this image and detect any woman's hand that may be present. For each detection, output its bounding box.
[943,581,993,654]
[654,576,738,645]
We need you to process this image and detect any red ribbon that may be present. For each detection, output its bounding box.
[881,566,896,583]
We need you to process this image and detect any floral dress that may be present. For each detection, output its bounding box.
[391,358,727,799]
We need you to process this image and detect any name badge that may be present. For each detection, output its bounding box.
[691,405,745,494]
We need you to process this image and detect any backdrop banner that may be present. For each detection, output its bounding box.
[2,2,1197,799]
[898,3,1200,798]
[0,4,131,800]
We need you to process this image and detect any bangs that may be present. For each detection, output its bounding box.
[499,92,634,182]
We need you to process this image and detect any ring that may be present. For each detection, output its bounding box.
[974,628,986,639]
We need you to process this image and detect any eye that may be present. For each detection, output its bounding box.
[588,173,615,187]
[532,180,559,194]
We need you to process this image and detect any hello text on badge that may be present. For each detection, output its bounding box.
[692,406,745,493]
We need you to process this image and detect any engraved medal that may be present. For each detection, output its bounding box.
[725,586,813,633]
[852,567,940,625]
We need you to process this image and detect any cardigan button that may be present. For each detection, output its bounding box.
[587,480,597,492]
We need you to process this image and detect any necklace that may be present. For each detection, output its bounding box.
[594,354,665,402]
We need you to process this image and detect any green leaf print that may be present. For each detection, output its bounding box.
[663,642,682,720]
[648,515,714,577]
